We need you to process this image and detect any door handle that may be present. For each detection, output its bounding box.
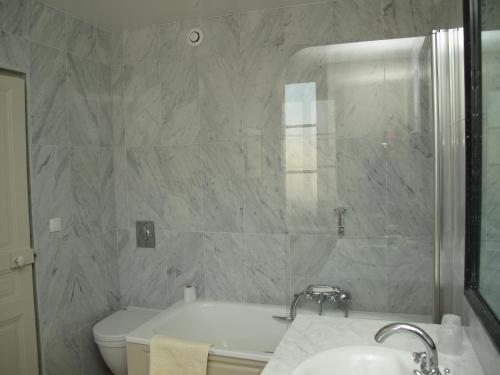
[9,249,34,269]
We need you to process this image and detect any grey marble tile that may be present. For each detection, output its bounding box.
[386,135,433,237]
[198,15,241,142]
[482,165,500,240]
[110,32,123,64]
[96,28,112,65]
[159,21,199,146]
[332,238,389,312]
[123,62,161,146]
[118,228,169,309]
[329,59,386,138]
[289,234,339,294]
[336,138,387,237]
[481,0,500,30]
[111,64,124,146]
[202,142,244,232]
[245,233,289,305]
[72,234,109,326]
[98,63,113,145]
[80,325,110,375]
[35,234,82,375]
[29,42,69,145]
[160,145,203,232]
[126,147,164,226]
[35,231,76,332]
[123,25,159,65]
[0,0,29,38]
[67,54,100,146]
[71,146,101,237]
[286,134,338,234]
[0,30,29,70]
[284,2,334,45]
[204,232,246,302]
[386,236,433,314]
[165,230,204,304]
[113,144,128,230]
[244,136,286,234]
[103,231,120,311]
[30,145,72,240]
[66,16,96,60]
[42,317,81,375]
[330,0,385,43]
[239,9,293,139]
[381,0,433,38]
[30,1,66,50]
[384,58,422,135]
[100,147,115,231]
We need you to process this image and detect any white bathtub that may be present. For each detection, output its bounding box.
[126,300,432,364]
[127,300,290,362]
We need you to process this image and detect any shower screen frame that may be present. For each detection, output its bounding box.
[463,0,500,351]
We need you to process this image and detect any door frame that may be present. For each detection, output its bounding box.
[0,62,42,374]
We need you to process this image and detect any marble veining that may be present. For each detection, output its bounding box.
[0,30,29,69]
[0,0,29,38]
[204,232,246,302]
[198,15,242,142]
[262,315,484,375]
[67,54,100,146]
[66,17,96,60]
[245,233,289,306]
[202,141,244,232]
[29,42,69,145]
[71,147,101,237]
[30,1,67,50]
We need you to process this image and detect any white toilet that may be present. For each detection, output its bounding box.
[93,307,159,375]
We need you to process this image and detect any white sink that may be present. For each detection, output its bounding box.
[291,346,416,375]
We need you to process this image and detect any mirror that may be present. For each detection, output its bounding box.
[465,0,500,349]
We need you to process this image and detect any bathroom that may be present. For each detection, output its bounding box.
[0,0,499,374]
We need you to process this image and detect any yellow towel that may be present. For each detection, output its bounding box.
[149,335,210,375]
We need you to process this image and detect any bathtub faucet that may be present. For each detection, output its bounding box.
[273,284,351,322]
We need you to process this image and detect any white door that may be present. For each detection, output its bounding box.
[0,72,39,374]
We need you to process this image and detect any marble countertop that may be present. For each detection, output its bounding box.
[262,315,484,375]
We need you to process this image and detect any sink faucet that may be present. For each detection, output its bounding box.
[273,284,351,322]
[375,323,442,375]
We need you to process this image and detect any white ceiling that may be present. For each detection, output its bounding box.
[42,0,330,31]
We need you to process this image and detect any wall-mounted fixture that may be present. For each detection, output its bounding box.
[187,28,203,46]
[273,284,351,321]
[136,221,155,248]
[334,207,347,237]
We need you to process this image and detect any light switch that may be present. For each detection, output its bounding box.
[49,217,62,233]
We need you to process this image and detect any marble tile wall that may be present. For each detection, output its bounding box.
[0,1,454,374]
[1,1,119,374]
[114,0,438,317]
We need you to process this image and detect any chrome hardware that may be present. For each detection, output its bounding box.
[334,207,347,237]
[272,284,351,322]
[15,256,25,268]
[375,323,442,375]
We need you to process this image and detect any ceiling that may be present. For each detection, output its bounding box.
[42,0,330,31]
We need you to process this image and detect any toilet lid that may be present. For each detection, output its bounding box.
[93,308,158,343]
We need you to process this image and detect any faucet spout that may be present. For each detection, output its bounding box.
[375,323,440,375]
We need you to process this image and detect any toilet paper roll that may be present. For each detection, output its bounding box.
[184,285,197,302]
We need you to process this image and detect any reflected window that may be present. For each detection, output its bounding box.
[285,82,317,126]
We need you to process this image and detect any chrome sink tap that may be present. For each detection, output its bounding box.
[273,284,351,322]
[375,323,442,375]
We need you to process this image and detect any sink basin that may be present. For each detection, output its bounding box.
[291,346,415,375]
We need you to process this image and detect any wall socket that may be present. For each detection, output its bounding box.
[49,217,62,232]
[136,221,155,248]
